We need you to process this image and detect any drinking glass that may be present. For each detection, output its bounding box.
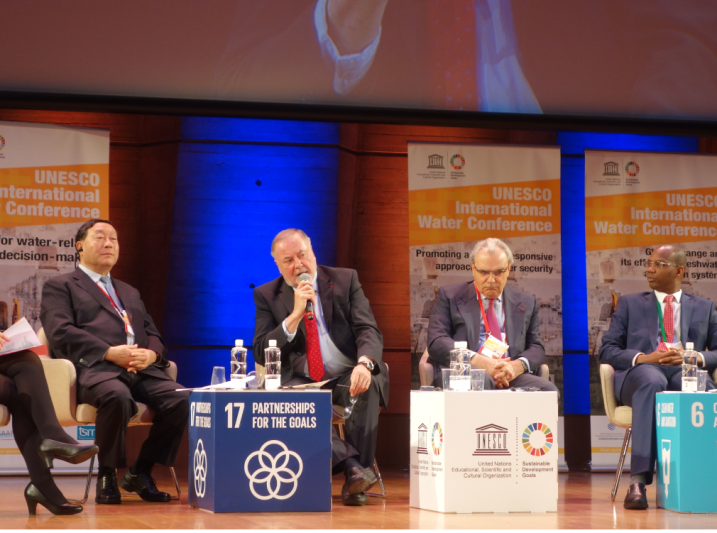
[211,366,226,386]
[697,369,708,392]
[441,368,455,391]
[471,369,485,391]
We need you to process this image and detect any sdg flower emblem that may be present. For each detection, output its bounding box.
[193,439,208,497]
[244,440,303,500]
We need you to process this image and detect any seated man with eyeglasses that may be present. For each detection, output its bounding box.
[427,237,557,392]
[599,244,717,510]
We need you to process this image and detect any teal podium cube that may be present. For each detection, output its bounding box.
[656,392,717,513]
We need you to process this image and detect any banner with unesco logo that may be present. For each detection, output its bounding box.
[585,150,717,468]
[0,121,108,473]
[407,143,564,466]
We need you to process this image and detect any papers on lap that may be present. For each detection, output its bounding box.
[0,318,42,356]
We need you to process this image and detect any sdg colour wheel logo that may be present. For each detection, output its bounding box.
[625,161,640,177]
[431,422,443,455]
[522,423,554,456]
[0,135,5,150]
[450,154,465,170]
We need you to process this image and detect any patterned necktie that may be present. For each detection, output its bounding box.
[304,314,324,381]
[427,0,478,110]
[657,294,675,351]
[99,276,124,311]
[485,298,505,356]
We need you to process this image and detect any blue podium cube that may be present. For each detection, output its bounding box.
[656,392,717,513]
[188,389,333,512]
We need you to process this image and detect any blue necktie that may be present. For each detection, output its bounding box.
[100,276,124,311]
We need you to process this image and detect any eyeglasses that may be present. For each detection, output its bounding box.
[645,260,675,269]
[473,267,509,278]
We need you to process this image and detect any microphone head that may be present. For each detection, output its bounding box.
[298,273,311,283]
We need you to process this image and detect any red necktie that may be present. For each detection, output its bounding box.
[305,314,324,381]
[657,294,674,351]
[426,0,478,111]
[485,299,506,358]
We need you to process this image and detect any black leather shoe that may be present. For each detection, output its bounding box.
[38,439,99,469]
[624,482,648,510]
[345,466,378,495]
[25,483,83,515]
[120,470,171,502]
[341,482,367,506]
[95,471,122,504]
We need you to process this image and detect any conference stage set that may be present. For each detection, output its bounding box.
[1,0,717,529]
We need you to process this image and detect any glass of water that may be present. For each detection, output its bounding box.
[441,368,455,391]
[211,366,226,386]
[471,368,485,391]
[697,369,708,392]
[264,352,281,390]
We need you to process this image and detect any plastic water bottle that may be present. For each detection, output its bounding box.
[450,341,471,391]
[231,339,247,380]
[264,340,282,390]
[682,342,698,392]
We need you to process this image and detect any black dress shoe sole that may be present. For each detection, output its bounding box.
[119,477,171,502]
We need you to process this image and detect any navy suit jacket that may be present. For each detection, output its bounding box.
[427,282,545,372]
[599,291,717,397]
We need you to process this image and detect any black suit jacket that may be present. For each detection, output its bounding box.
[599,291,717,398]
[253,265,388,407]
[427,282,545,372]
[40,268,171,390]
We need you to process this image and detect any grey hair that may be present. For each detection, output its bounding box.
[469,238,514,266]
[271,228,312,258]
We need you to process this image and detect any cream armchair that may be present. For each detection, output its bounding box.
[37,328,180,503]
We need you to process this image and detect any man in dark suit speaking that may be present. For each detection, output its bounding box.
[253,228,389,506]
[427,237,557,392]
[600,244,717,510]
[41,219,188,505]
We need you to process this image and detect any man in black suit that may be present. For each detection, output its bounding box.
[428,238,557,392]
[600,244,717,510]
[253,228,389,506]
[41,219,189,505]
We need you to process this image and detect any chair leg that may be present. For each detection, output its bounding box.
[366,458,386,498]
[68,455,94,505]
[169,466,181,501]
[611,427,632,501]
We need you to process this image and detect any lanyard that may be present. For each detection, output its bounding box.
[98,284,133,335]
[474,282,503,337]
[656,298,667,343]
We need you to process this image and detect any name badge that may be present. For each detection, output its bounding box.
[478,334,510,359]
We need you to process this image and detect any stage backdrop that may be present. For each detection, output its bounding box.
[0,120,109,473]
[407,143,563,464]
[585,150,717,469]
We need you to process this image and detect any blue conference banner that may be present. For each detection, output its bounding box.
[188,389,333,513]
[656,392,717,513]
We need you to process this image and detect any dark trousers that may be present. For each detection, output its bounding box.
[0,351,72,500]
[78,371,189,469]
[486,372,559,393]
[284,369,382,473]
[620,363,716,484]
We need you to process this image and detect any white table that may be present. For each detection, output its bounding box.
[410,390,559,513]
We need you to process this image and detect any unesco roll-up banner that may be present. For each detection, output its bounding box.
[585,150,717,469]
[0,121,109,473]
[407,143,564,466]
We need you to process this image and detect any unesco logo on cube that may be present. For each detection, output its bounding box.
[77,426,95,440]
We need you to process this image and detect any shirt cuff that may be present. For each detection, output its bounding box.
[699,352,706,367]
[632,353,644,366]
[314,0,381,95]
[282,319,297,342]
[518,357,531,374]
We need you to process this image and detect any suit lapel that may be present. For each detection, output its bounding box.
[681,292,693,346]
[456,282,481,351]
[645,292,659,351]
[318,267,333,332]
[503,286,522,357]
[73,268,122,323]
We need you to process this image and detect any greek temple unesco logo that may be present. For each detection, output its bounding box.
[244,440,303,500]
[603,161,619,176]
[193,439,208,498]
[472,424,510,456]
[427,154,445,169]
[417,423,428,454]
[522,423,554,456]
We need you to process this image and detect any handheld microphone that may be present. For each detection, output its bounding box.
[298,273,314,320]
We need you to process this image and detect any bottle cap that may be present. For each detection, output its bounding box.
[268,340,277,347]
[454,342,461,348]
[458,341,468,349]
[686,342,694,350]
[235,339,243,347]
